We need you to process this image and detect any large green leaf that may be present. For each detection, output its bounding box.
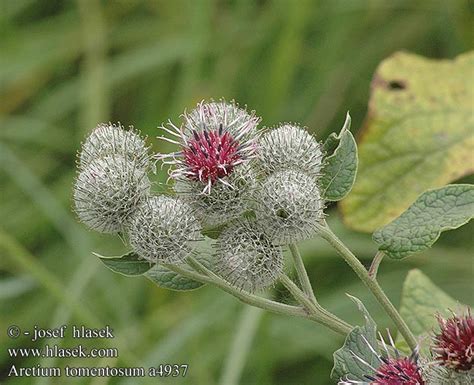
[145,264,205,291]
[341,51,474,232]
[94,251,153,276]
[331,295,379,382]
[373,184,474,259]
[397,269,461,353]
[320,113,358,201]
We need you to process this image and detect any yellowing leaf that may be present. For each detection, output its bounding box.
[341,51,474,232]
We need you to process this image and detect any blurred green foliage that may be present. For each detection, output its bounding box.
[1,1,472,384]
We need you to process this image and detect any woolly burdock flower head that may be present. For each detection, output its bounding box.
[254,170,324,244]
[255,124,323,178]
[79,123,150,170]
[157,100,260,193]
[432,310,474,372]
[73,155,151,233]
[174,163,256,227]
[128,195,201,264]
[340,332,425,385]
[216,219,283,293]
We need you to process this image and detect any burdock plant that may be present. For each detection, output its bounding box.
[73,99,474,383]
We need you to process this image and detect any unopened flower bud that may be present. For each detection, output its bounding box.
[254,170,324,244]
[79,123,150,170]
[215,219,283,292]
[73,155,151,233]
[256,124,323,178]
[128,195,201,264]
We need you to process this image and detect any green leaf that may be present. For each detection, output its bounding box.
[373,184,474,259]
[397,269,461,353]
[331,295,379,382]
[94,252,153,276]
[145,239,215,291]
[95,251,206,290]
[320,113,358,201]
[341,51,474,232]
[145,264,205,291]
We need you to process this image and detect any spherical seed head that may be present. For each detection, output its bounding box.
[79,123,150,170]
[216,219,283,293]
[254,170,324,244]
[432,311,474,372]
[157,100,260,193]
[255,124,323,178]
[128,195,201,264]
[372,357,425,385]
[174,163,256,227]
[73,155,151,233]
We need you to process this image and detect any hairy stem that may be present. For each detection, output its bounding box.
[289,243,318,305]
[279,274,352,335]
[316,222,418,351]
[166,257,355,337]
[164,259,305,318]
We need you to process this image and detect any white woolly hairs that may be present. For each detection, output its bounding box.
[256,124,323,178]
[216,219,283,292]
[79,123,150,170]
[184,100,260,139]
[73,155,151,233]
[254,170,324,244]
[128,195,201,264]
[174,163,256,227]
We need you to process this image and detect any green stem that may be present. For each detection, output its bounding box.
[317,222,417,351]
[289,243,318,305]
[166,257,355,337]
[163,259,305,318]
[279,274,352,335]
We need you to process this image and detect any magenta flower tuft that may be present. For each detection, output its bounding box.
[368,356,424,385]
[182,127,241,184]
[432,311,474,372]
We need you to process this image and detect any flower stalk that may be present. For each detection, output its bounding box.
[288,243,318,305]
[368,250,385,279]
[316,221,418,351]
[279,274,352,335]
[162,256,354,336]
